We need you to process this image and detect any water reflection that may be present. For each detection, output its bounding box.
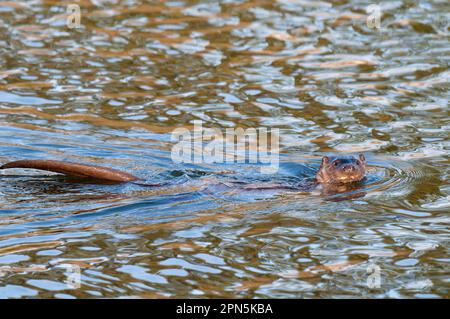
[0,0,448,298]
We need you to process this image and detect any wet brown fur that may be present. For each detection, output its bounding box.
[316,154,366,184]
[1,154,366,185]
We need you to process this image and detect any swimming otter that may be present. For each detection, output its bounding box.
[0,154,366,185]
[0,160,142,183]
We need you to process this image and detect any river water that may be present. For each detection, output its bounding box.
[0,0,448,298]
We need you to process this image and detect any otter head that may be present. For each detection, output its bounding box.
[316,154,366,184]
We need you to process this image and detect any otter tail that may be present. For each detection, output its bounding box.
[0,160,142,183]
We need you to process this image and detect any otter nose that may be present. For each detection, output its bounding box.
[343,164,355,172]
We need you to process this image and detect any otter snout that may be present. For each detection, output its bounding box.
[342,164,356,172]
[316,154,366,184]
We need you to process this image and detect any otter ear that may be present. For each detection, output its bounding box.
[359,153,366,162]
[322,156,330,165]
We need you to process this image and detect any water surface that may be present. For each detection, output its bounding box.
[0,0,449,298]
